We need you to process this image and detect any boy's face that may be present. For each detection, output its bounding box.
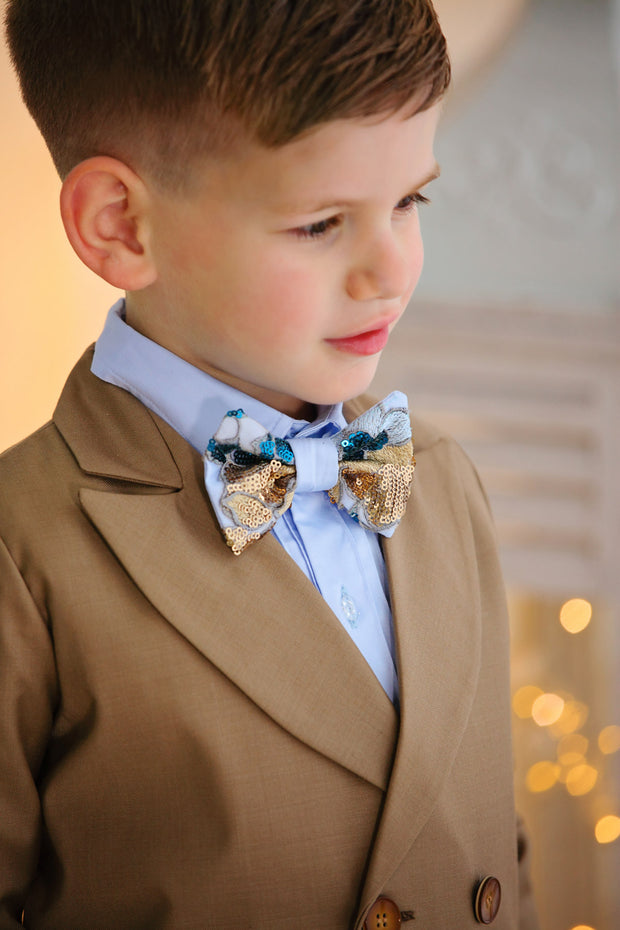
[130,103,440,418]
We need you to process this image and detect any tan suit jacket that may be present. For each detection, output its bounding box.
[0,350,537,929]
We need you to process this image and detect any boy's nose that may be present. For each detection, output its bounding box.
[345,232,418,302]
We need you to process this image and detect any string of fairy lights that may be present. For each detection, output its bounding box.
[511,597,620,930]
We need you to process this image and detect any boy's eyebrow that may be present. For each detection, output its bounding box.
[280,162,441,216]
[418,162,441,187]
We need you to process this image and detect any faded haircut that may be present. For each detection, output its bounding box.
[5,0,450,189]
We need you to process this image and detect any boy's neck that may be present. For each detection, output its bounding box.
[124,298,318,422]
[197,364,319,423]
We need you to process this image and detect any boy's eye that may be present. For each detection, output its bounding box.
[290,191,431,241]
[292,215,342,240]
[394,191,431,214]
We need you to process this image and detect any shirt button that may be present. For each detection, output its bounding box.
[340,585,360,627]
[364,896,401,929]
[474,876,502,924]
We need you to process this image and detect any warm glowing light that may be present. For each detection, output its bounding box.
[532,693,565,727]
[559,598,593,633]
[557,734,589,767]
[598,725,620,755]
[554,700,589,735]
[570,925,596,930]
[512,685,544,719]
[565,764,598,796]
[595,815,620,844]
[526,761,560,793]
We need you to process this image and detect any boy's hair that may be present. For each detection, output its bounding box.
[5,0,450,190]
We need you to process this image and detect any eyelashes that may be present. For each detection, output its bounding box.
[395,191,431,213]
[291,191,431,241]
[293,214,342,240]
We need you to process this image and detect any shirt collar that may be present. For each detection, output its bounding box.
[91,300,347,454]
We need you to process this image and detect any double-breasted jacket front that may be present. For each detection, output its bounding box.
[0,350,536,928]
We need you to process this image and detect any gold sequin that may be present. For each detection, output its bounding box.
[220,459,296,547]
[224,526,261,556]
[327,484,340,505]
[369,460,415,525]
[224,459,290,496]
[335,445,415,530]
[262,475,293,505]
[343,471,375,500]
[227,494,272,528]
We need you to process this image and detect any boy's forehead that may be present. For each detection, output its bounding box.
[189,104,441,208]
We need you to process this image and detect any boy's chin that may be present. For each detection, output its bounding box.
[323,360,382,405]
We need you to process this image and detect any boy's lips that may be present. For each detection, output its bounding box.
[325,317,398,356]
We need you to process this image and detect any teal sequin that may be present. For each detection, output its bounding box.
[340,429,389,461]
[276,439,294,464]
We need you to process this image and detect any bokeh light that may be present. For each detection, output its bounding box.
[512,685,544,719]
[559,598,593,634]
[526,761,560,793]
[598,725,620,755]
[532,692,565,727]
[557,734,588,767]
[595,815,620,845]
[553,700,589,736]
[565,764,598,797]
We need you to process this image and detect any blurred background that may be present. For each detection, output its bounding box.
[1,0,619,926]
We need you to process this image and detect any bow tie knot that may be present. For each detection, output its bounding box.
[205,396,415,554]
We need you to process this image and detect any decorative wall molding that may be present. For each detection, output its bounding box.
[375,301,620,608]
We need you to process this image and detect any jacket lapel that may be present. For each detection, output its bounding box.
[55,354,398,792]
[356,428,482,917]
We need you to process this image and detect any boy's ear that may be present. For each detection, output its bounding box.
[60,156,157,290]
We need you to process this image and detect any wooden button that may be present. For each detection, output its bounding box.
[474,876,502,924]
[364,896,401,929]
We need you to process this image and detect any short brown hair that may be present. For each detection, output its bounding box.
[5,0,450,188]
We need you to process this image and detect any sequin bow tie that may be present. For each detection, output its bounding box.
[204,396,415,555]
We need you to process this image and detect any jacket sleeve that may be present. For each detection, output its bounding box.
[0,536,57,928]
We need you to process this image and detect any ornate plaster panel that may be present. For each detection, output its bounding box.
[418,0,620,313]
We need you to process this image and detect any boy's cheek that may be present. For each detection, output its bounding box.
[244,268,322,326]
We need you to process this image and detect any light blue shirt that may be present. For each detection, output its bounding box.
[92,300,400,703]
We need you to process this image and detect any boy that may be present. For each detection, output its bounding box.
[1,1,537,927]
